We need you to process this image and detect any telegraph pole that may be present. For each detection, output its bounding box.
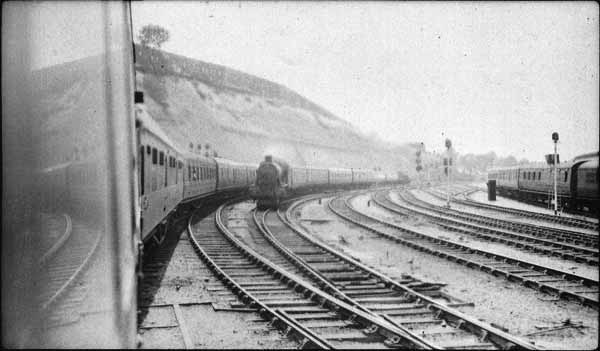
[552,132,559,215]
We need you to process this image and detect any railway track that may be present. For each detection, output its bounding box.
[397,191,599,249]
[188,200,436,349]
[37,216,103,326]
[378,190,599,266]
[254,201,538,349]
[402,189,598,248]
[431,187,599,232]
[327,193,599,309]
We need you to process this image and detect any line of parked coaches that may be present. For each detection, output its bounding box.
[487,152,598,213]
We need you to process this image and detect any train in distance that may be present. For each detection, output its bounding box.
[250,155,408,209]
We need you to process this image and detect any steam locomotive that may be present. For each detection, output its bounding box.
[250,155,398,209]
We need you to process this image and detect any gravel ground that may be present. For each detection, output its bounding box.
[137,212,298,349]
[386,192,598,279]
[293,197,598,350]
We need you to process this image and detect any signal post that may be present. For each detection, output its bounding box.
[444,139,452,208]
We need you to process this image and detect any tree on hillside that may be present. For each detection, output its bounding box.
[138,24,170,49]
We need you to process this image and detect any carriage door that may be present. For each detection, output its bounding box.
[570,162,583,199]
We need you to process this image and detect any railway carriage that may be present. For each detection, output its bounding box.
[573,157,599,211]
[215,157,255,192]
[137,107,185,243]
[290,166,309,188]
[488,153,599,212]
[329,167,353,185]
[181,154,217,203]
[352,168,376,185]
[307,167,330,187]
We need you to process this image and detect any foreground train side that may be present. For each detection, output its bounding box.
[488,153,599,213]
[251,155,405,209]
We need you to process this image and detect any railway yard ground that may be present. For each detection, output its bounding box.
[137,184,598,349]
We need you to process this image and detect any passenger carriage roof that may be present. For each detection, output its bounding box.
[214,157,257,168]
[580,158,598,169]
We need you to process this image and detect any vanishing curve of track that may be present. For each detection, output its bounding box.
[328,193,599,310]
[380,190,598,266]
[400,189,598,249]
[461,188,599,227]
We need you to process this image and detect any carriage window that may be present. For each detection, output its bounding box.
[152,148,157,164]
[178,161,183,169]
[564,170,568,182]
[147,145,151,154]
[159,151,164,165]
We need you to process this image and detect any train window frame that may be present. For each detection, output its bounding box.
[147,145,151,154]
[152,148,158,165]
[159,151,164,166]
[564,170,568,182]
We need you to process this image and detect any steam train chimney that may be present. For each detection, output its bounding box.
[265,155,273,162]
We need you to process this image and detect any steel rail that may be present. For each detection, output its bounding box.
[380,191,599,266]
[455,189,599,231]
[406,189,598,245]
[282,196,538,350]
[189,199,434,349]
[41,225,103,311]
[253,208,439,348]
[39,213,73,266]
[252,209,373,315]
[328,194,598,309]
[187,206,332,349]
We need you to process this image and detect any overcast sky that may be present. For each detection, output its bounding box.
[132,1,598,161]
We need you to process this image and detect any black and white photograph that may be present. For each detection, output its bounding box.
[2,1,598,349]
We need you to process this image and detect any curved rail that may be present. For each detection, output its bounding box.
[402,189,598,247]
[381,191,598,266]
[40,222,103,311]
[328,193,598,309]
[279,197,539,350]
[39,213,73,266]
[187,199,434,349]
[433,188,598,231]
